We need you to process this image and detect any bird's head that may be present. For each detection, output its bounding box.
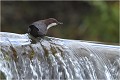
[44,18,63,29]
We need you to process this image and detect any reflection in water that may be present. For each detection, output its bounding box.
[0,32,120,80]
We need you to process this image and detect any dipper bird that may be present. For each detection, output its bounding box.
[28,18,63,38]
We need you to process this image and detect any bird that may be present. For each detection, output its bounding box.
[28,18,63,38]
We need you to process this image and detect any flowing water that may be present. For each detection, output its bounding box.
[0,32,120,80]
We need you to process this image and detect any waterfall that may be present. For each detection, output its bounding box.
[0,32,120,80]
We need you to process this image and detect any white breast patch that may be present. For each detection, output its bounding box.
[47,23,57,29]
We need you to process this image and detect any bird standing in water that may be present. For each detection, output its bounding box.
[28,18,63,38]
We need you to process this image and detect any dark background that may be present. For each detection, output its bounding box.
[1,1,119,44]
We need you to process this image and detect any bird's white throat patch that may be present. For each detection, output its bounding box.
[47,23,57,29]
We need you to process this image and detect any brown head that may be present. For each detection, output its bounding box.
[44,18,63,29]
[45,18,63,26]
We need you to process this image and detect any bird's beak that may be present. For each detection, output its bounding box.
[58,22,63,25]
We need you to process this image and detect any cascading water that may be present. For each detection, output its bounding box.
[0,32,120,80]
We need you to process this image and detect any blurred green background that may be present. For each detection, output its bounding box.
[1,1,119,44]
